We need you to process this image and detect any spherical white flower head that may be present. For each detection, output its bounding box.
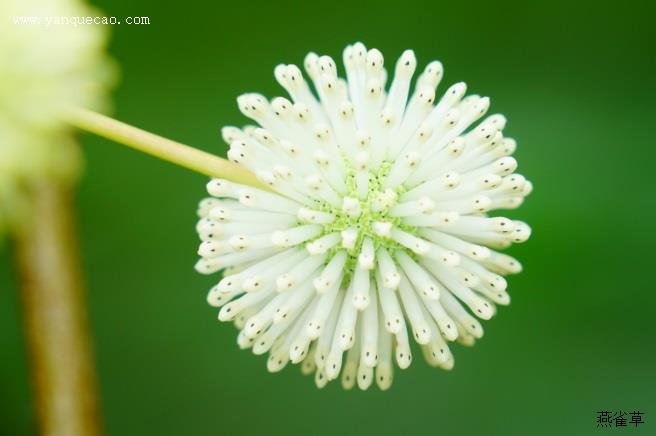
[196,43,532,390]
[0,0,115,234]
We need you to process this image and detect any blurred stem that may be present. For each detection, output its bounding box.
[15,179,102,436]
[64,106,268,190]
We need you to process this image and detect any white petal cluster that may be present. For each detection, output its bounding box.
[0,0,115,235]
[196,43,532,389]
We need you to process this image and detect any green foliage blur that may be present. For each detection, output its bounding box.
[1,0,655,434]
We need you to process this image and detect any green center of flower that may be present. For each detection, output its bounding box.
[318,160,417,277]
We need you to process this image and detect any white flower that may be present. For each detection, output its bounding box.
[196,42,532,390]
[0,0,115,234]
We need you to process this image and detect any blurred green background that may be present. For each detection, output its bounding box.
[2,0,655,434]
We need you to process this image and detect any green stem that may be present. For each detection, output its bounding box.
[64,106,268,190]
